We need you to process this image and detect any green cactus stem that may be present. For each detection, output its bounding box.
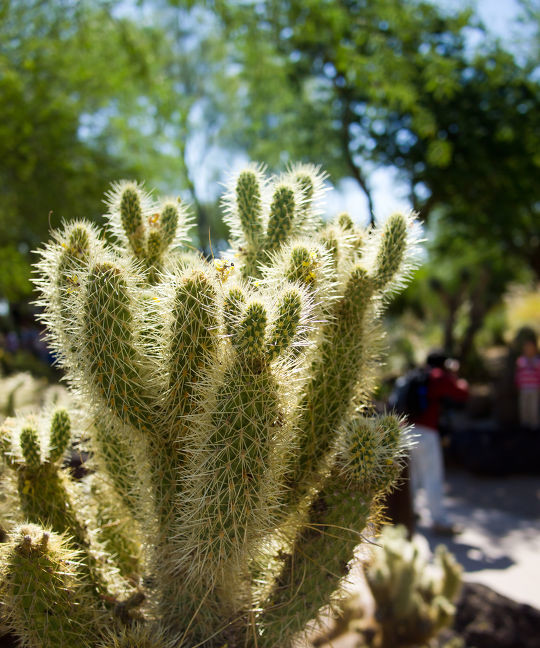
[0,524,103,648]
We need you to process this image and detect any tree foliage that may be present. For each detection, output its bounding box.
[212,0,539,273]
[0,0,230,300]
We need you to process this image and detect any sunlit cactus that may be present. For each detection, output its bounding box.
[0,410,128,600]
[0,524,104,648]
[1,162,419,647]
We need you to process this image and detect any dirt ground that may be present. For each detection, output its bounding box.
[416,467,540,609]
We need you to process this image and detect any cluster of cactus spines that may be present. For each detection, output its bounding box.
[105,182,191,266]
[366,525,462,648]
[2,162,418,647]
[0,524,104,648]
[224,164,326,279]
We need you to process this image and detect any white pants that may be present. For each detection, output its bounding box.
[519,389,539,428]
[410,424,447,525]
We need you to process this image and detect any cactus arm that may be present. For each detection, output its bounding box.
[264,184,296,256]
[260,415,411,647]
[47,409,71,463]
[290,266,374,498]
[171,286,309,643]
[0,524,103,648]
[260,486,372,647]
[82,262,156,435]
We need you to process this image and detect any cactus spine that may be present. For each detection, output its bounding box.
[1,163,419,647]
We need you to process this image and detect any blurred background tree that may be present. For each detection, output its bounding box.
[211,0,539,267]
[0,0,230,302]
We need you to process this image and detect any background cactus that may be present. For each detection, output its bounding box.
[366,524,462,648]
[0,163,419,647]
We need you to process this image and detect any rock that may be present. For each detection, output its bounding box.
[454,582,540,648]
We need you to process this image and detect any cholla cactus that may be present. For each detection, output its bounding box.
[0,163,419,647]
[0,410,133,602]
[367,525,462,648]
[0,524,104,648]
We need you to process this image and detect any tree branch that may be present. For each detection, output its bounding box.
[341,98,376,226]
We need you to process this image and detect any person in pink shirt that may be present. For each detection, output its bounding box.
[515,339,540,429]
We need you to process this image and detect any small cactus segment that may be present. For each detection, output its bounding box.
[234,301,268,360]
[372,212,409,291]
[0,525,102,648]
[20,427,41,471]
[47,409,70,463]
[145,202,183,281]
[265,184,296,254]
[120,184,145,258]
[334,212,364,254]
[160,201,180,248]
[83,263,153,434]
[223,166,265,278]
[56,223,92,302]
[266,289,303,360]
[366,525,462,648]
[34,221,102,362]
[166,268,220,425]
[236,169,264,245]
[287,163,326,230]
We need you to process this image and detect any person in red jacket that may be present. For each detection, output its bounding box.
[410,351,469,535]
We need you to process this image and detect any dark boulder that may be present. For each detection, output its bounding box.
[454,582,540,648]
